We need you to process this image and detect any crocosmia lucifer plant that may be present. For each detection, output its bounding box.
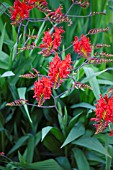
[1,0,113,169]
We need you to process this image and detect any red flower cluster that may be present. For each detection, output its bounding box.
[33,54,72,105]
[10,0,33,25]
[48,54,71,89]
[39,27,64,57]
[47,6,72,26]
[33,77,52,106]
[91,94,113,134]
[73,34,92,59]
[10,0,49,24]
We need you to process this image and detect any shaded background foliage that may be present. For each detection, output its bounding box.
[0,0,113,170]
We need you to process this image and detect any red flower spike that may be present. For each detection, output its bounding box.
[24,0,50,13]
[24,0,37,4]
[19,68,39,79]
[39,27,64,57]
[74,82,92,90]
[33,77,52,106]
[6,99,28,106]
[34,0,50,12]
[73,34,92,59]
[10,0,33,25]
[94,120,108,134]
[99,52,113,57]
[48,53,72,89]
[47,6,72,26]
[95,44,110,49]
[108,86,113,97]
[88,58,113,64]
[91,94,113,135]
[88,27,109,35]
[76,0,90,8]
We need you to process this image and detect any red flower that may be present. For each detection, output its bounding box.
[33,77,52,106]
[47,6,72,26]
[91,94,113,134]
[48,53,71,89]
[39,27,64,56]
[10,0,32,25]
[73,34,92,59]
[109,130,113,136]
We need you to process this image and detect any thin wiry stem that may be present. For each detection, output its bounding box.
[54,87,74,99]
[67,11,106,18]
[0,2,11,17]
[0,7,11,17]
[51,95,63,116]
[22,38,30,48]
[67,14,92,18]
[23,20,29,43]
[13,22,22,59]
[74,60,88,73]
[26,102,55,108]
[25,17,48,23]
[66,2,77,15]
[3,0,108,116]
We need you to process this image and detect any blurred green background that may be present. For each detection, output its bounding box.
[0,0,113,170]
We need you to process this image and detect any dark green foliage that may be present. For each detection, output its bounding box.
[0,1,113,170]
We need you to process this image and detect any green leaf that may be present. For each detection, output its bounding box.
[73,148,90,170]
[87,151,105,164]
[61,123,85,148]
[48,0,60,9]
[12,159,63,170]
[43,135,63,155]
[18,151,26,164]
[82,68,113,83]
[0,71,15,78]
[98,79,113,86]
[68,111,83,130]
[18,87,32,123]
[34,131,42,146]
[0,23,6,51]
[56,157,71,170]
[0,51,10,70]
[8,135,30,155]
[105,145,112,170]
[71,102,95,110]
[58,114,65,135]
[42,126,53,141]
[26,136,35,163]
[83,67,100,99]
[0,1,12,5]
[0,2,10,17]
[72,137,110,157]
[0,166,11,170]
[12,42,18,61]
[23,132,41,161]
[51,128,64,142]
[9,56,34,86]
